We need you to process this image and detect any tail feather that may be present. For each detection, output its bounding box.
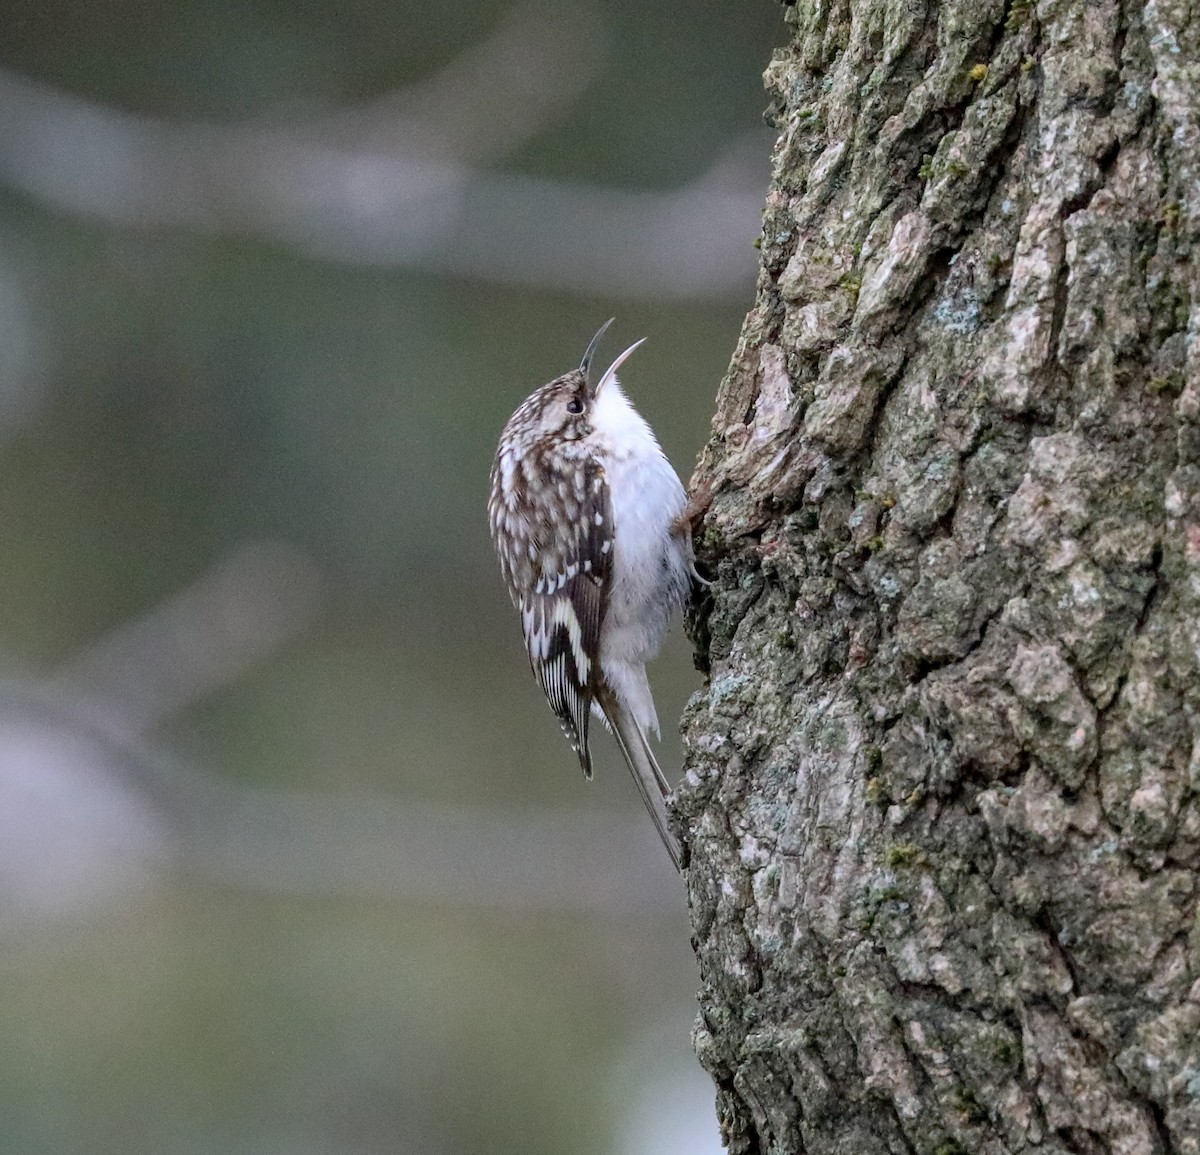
[599,687,682,871]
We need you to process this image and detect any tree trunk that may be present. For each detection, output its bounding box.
[678,1,1200,1153]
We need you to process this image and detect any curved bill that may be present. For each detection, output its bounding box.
[579,318,616,380]
[592,338,646,397]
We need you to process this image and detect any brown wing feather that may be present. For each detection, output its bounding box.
[519,458,612,777]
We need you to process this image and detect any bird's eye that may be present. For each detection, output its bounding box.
[566,398,584,414]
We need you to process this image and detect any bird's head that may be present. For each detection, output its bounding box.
[506,319,646,447]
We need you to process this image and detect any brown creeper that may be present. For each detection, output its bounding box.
[488,320,692,870]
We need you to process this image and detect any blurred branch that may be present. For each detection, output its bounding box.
[0,687,681,920]
[0,541,680,923]
[181,780,682,915]
[0,1,764,299]
[293,0,609,164]
[58,540,321,738]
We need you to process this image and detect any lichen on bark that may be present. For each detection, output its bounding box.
[678,1,1200,1152]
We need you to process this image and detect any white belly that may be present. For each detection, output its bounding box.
[602,447,689,666]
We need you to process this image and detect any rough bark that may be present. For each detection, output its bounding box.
[678,2,1200,1153]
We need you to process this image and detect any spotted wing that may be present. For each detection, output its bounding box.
[520,460,612,778]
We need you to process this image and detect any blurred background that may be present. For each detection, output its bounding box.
[0,2,780,1152]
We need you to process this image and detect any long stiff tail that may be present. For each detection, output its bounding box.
[598,686,682,871]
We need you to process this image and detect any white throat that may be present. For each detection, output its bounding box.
[592,377,659,459]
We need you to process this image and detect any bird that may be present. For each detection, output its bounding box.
[487,319,694,870]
